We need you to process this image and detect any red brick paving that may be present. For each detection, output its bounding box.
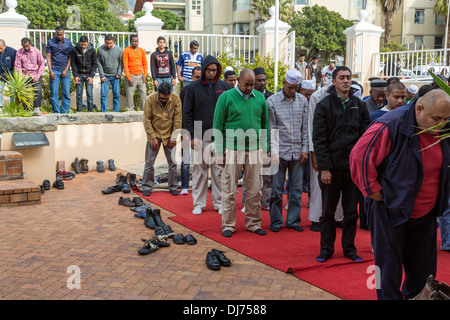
[0,169,340,300]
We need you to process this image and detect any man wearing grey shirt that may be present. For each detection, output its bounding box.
[97,35,123,112]
[267,69,309,232]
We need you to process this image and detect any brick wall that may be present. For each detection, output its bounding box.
[0,151,24,181]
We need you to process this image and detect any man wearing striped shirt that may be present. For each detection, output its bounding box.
[176,40,204,88]
[267,69,309,232]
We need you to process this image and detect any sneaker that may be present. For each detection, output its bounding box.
[53,179,64,190]
[56,170,75,180]
[192,206,202,215]
[42,179,51,190]
[217,208,223,215]
[80,158,89,173]
[241,206,245,213]
[32,107,42,116]
[180,188,188,195]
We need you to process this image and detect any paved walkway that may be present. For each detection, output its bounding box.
[0,168,339,300]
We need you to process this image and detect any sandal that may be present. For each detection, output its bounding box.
[173,233,186,245]
[137,239,159,255]
[185,234,197,245]
[150,236,170,247]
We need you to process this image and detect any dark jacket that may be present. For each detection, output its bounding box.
[373,103,450,226]
[71,43,98,78]
[183,55,232,139]
[313,86,370,170]
[0,46,17,80]
[150,47,176,79]
[307,62,322,84]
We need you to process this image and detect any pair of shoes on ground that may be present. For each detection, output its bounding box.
[96,159,116,173]
[269,225,304,232]
[316,252,363,263]
[137,235,171,255]
[118,196,145,207]
[102,173,134,194]
[71,157,89,174]
[142,189,179,197]
[56,170,75,180]
[222,228,266,238]
[192,206,222,215]
[173,233,197,245]
[206,249,231,271]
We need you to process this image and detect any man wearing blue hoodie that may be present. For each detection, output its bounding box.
[0,39,16,108]
[183,55,232,215]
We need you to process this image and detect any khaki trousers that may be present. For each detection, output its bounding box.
[222,149,262,233]
[192,140,222,210]
[125,74,146,111]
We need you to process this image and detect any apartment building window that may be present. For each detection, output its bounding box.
[295,0,308,5]
[414,36,424,47]
[235,0,251,11]
[435,36,443,49]
[414,9,425,24]
[351,0,362,7]
[236,23,250,35]
[435,14,445,25]
[192,0,202,16]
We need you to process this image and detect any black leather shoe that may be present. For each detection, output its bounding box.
[206,252,221,271]
[96,161,105,173]
[163,225,175,238]
[133,197,145,206]
[118,197,135,207]
[211,249,231,266]
[117,174,130,193]
[170,190,179,196]
[151,209,165,226]
[108,159,116,171]
[42,179,51,190]
[53,179,64,190]
[144,208,157,229]
[101,184,121,194]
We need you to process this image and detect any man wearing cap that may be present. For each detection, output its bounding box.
[406,85,418,104]
[365,80,387,114]
[267,69,309,232]
[313,66,371,262]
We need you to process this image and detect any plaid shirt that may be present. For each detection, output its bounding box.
[267,91,309,161]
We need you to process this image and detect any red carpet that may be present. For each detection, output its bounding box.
[138,188,450,300]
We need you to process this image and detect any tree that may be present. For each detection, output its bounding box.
[127,9,185,32]
[289,5,353,62]
[16,0,126,31]
[378,0,403,44]
[251,0,293,23]
[434,0,449,63]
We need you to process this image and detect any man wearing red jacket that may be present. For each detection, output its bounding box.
[350,89,450,300]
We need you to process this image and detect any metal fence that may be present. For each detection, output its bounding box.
[162,32,262,63]
[372,49,450,81]
[26,29,135,53]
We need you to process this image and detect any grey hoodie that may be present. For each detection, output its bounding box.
[97,44,123,78]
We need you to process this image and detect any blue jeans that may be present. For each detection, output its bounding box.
[439,200,450,251]
[0,81,5,107]
[270,159,303,228]
[101,76,121,112]
[50,69,71,113]
[75,75,94,112]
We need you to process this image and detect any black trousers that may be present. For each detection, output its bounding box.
[319,168,359,257]
[366,198,437,300]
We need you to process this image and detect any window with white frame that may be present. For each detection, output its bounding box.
[192,0,202,16]
[414,9,425,24]
[235,0,251,11]
[295,0,308,5]
[236,23,250,35]
[351,0,362,7]
[414,36,424,47]
[435,36,443,49]
[435,14,445,25]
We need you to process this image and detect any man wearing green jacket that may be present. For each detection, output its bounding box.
[213,68,270,238]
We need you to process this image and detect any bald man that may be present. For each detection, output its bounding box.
[213,68,270,237]
[350,89,450,300]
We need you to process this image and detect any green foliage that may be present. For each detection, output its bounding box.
[251,0,293,23]
[381,40,407,53]
[16,0,126,31]
[216,53,289,92]
[41,72,77,107]
[0,71,35,117]
[290,5,353,61]
[127,9,185,33]
[120,75,155,111]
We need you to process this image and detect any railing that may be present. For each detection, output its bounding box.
[162,32,262,63]
[27,29,135,53]
[372,49,450,81]
[347,33,364,81]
